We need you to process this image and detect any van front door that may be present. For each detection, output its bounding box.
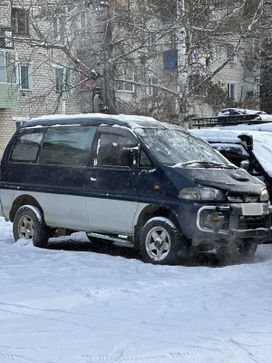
[85,127,139,235]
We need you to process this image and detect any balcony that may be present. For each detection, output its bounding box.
[0,83,19,108]
[0,48,19,108]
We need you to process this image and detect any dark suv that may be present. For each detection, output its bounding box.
[0,114,271,264]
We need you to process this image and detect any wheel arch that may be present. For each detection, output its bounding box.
[134,204,180,249]
[10,194,44,222]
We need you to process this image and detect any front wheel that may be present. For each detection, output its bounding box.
[140,217,187,265]
[13,206,49,248]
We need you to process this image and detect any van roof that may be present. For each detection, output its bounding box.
[25,113,164,129]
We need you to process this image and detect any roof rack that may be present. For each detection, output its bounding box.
[191,113,264,128]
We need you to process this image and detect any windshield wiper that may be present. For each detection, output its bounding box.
[178,160,236,169]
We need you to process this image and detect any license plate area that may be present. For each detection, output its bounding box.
[241,203,264,216]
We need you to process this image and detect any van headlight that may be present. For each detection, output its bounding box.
[179,187,225,201]
[260,188,269,202]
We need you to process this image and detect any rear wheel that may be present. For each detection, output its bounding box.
[140,217,187,265]
[13,206,49,248]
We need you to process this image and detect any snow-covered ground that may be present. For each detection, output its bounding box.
[1,217,272,363]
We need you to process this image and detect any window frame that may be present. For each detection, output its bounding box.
[38,125,97,167]
[227,81,238,101]
[0,49,18,84]
[116,65,135,93]
[11,7,29,36]
[19,63,32,90]
[93,126,139,169]
[54,65,71,94]
[9,129,45,164]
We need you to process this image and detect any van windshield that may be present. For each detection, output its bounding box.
[135,127,230,167]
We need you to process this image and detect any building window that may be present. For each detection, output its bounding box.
[116,65,134,93]
[0,49,17,84]
[163,49,177,70]
[19,64,32,90]
[55,66,71,94]
[148,77,159,97]
[226,45,236,63]
[11,8,29,35]
[227,82,238,100]
[53,16,66,43]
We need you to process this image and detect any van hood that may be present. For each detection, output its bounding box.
[166,166,265,194]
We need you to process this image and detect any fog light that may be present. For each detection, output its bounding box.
[206,212,225,229]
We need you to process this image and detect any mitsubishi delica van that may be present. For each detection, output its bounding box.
[0,114,271,264]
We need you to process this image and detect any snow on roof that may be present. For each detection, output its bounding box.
[219,121,272,131]
[192,128,272,177]
[218,108,266,116]
[29,113,161,129]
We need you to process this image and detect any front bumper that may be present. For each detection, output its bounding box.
[191,202,272,246]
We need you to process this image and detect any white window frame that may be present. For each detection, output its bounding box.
[0,49,18,84]
[227,81,238,101]
[53,64,71,94]
[116,65,135,93]
[148,77,159,97]
[19,63,32,90]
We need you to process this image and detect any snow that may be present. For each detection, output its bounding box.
[218,108,266,116]
[192,129,272,177]
[1,216,272,362]
[29,113,160,128]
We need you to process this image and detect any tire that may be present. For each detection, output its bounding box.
[13,206,49,248]
[140,217,187,265]
[217,242,257,265]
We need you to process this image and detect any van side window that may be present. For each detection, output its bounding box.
[96,130,137,167]
[139,149,153,168]
[39,126,96,166]
[10,132,43,163]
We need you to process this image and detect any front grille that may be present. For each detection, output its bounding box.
[238,215,267,229]
[227,193,259,203]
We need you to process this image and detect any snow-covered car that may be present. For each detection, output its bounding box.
[218,108,267,116]
[191,128,272,200]
[0,114,271,264]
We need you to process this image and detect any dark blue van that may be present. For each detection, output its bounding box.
[0,114,271,264]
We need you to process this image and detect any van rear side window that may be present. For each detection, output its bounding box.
[39,126,96,166]
[10,132,43,163]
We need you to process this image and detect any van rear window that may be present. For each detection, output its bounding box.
[10,132,43,163]
[38,126,96,166]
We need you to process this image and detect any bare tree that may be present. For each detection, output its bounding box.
[3,0,270,123]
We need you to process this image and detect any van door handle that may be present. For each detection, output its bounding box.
[90,177,97,182]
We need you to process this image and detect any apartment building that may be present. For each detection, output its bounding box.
[113,0,261,120]
[0,0,82,155]
[0,0,262,153]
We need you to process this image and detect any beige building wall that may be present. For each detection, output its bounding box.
[0,1,82,155]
